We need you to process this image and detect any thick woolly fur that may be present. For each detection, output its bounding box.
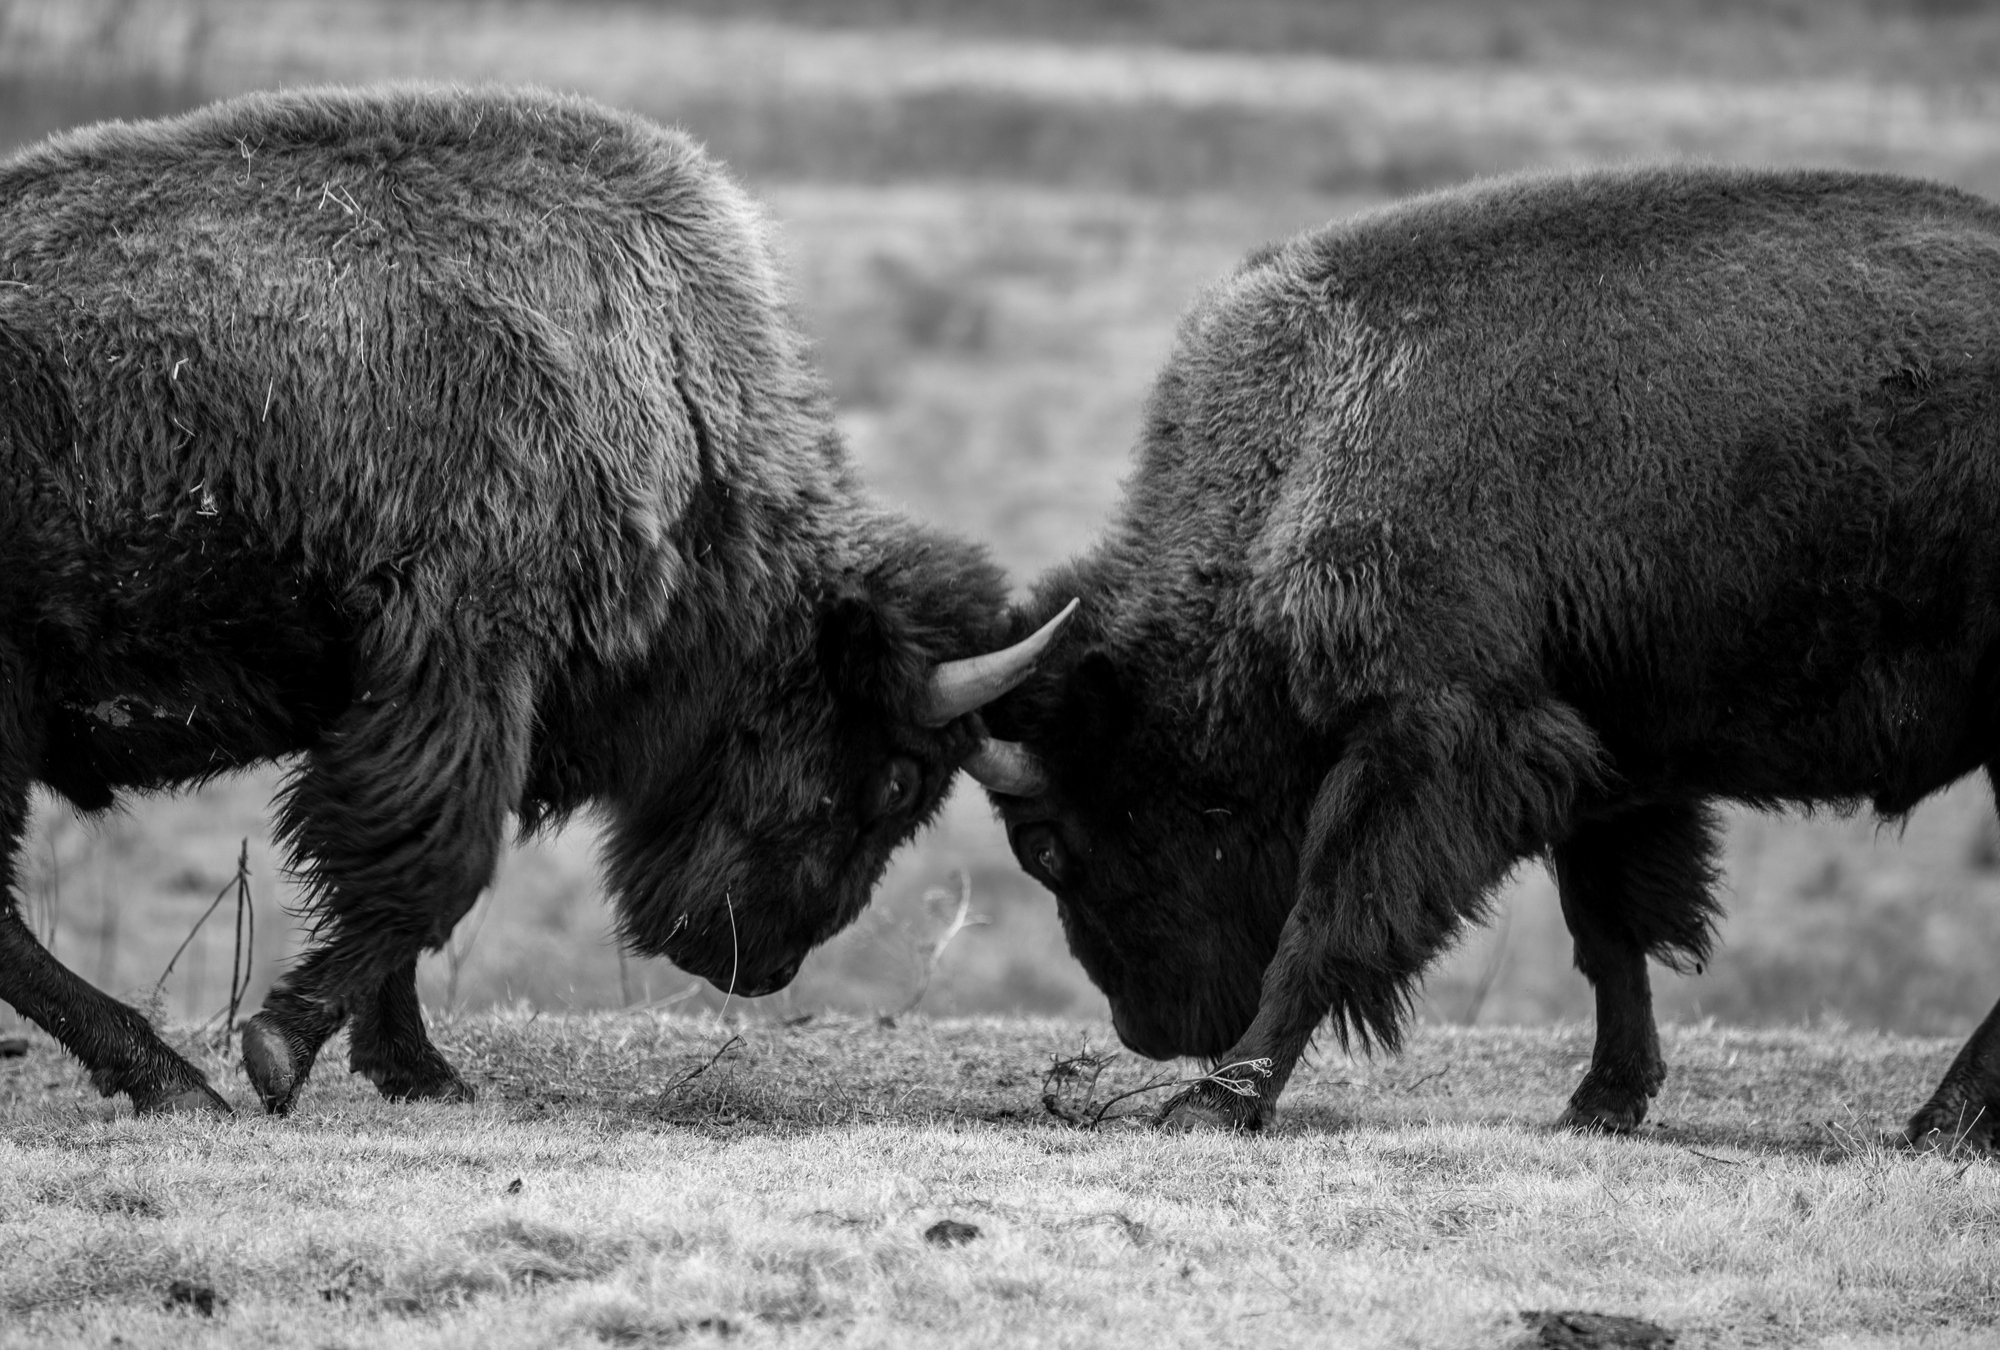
[0,85,1007,1112]
[989,165,2000,1134]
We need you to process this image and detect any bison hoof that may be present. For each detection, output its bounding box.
[1156,1086,1264,1133]
[1905,1094,1997,1155]
[1559,1077,1652,1135]
[138,1083,233,1116]
[362,1064,475,1105]
[350,1037,475,1105]
[240,1015,305,1116]
[1557,1101,1646,1135]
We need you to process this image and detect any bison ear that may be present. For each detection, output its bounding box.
[817,583,925,711]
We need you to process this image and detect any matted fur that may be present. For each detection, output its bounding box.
[0,85,1007,1114]
[989,165,2000,1140]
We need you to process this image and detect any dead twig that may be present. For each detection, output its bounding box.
[1041,1046,1273,1129]
[629,982,707,1013]
[30,812,67,954]
[1401,1067,1449,1094]
[1041,1047,1117,1124]
[1681,1145,1746,1166]
[892,871,989,1019]
[1458,899,1510,1026]
[666,1034,743,1093]
[155,843,252,1012]
[442,891,492,1014]
[223,839,254,1034]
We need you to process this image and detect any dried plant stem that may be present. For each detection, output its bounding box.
[1459,898,1511,1026]
[666,1033,743,1093]
[224,839,254,1034]
[442,891,492,1013]
[1041,1047,1274,1129]
[155,843,253,1011]
[894,870,988,1018]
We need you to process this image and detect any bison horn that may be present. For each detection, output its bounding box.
[918,597,1080,727]
[960,735,1050,797]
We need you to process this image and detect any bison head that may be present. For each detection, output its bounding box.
[977,591,1310,1062]
[586,537,1075,999]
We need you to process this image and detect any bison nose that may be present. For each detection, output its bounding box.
[734,953,804,999]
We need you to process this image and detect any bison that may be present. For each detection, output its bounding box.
[0,84,1065,1115]
[980,164,2000,1147]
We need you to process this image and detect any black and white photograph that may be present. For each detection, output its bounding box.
[2,1,1998,1345]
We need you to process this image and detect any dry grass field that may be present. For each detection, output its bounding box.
[3,1011,1999,1348]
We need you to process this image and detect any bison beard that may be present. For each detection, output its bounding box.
[0,85,1057,1116]
[984,164,2000,1146]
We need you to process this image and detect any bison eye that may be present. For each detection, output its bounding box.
[867,756,922,822]
[1012,823,1071,889]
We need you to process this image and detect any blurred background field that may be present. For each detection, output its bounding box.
[5,0,2000,1046]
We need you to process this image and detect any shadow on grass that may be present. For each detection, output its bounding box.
[0,1012,1971,1167]
[429,1014,1970,1164]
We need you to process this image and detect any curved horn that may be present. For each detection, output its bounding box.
[918,597,1080,727]
[960,735,1051,797]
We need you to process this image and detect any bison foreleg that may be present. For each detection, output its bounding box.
[1161,692,1600,1131]
[1551,800,1721,1134]
[239,951,341,1117]
[244,647,534,1114]
[242,955,470,1110]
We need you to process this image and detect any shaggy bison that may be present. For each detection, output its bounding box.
[982,165,2000,1147]
[0,85,1064,1115]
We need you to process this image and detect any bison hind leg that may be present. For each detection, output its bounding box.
[1909,769,2000,1152]
[1,901,231,1115]
[0,710,229,1114]
[136,1081,234,1115]
[1906,994,2000,1154]
[1906,1086,1997,1155]
[1551,799,1722,1135]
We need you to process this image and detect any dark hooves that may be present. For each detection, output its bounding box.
[89,1065,233,1117]
[240,1015,305,1116]
[1905,1101,1997,1155]
[1557,1103,1646,1135]
[350,1038,477,1105]
[140,1083,234,1116]
[1156,1087,1264,1133]
[366,1067,476,1105]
